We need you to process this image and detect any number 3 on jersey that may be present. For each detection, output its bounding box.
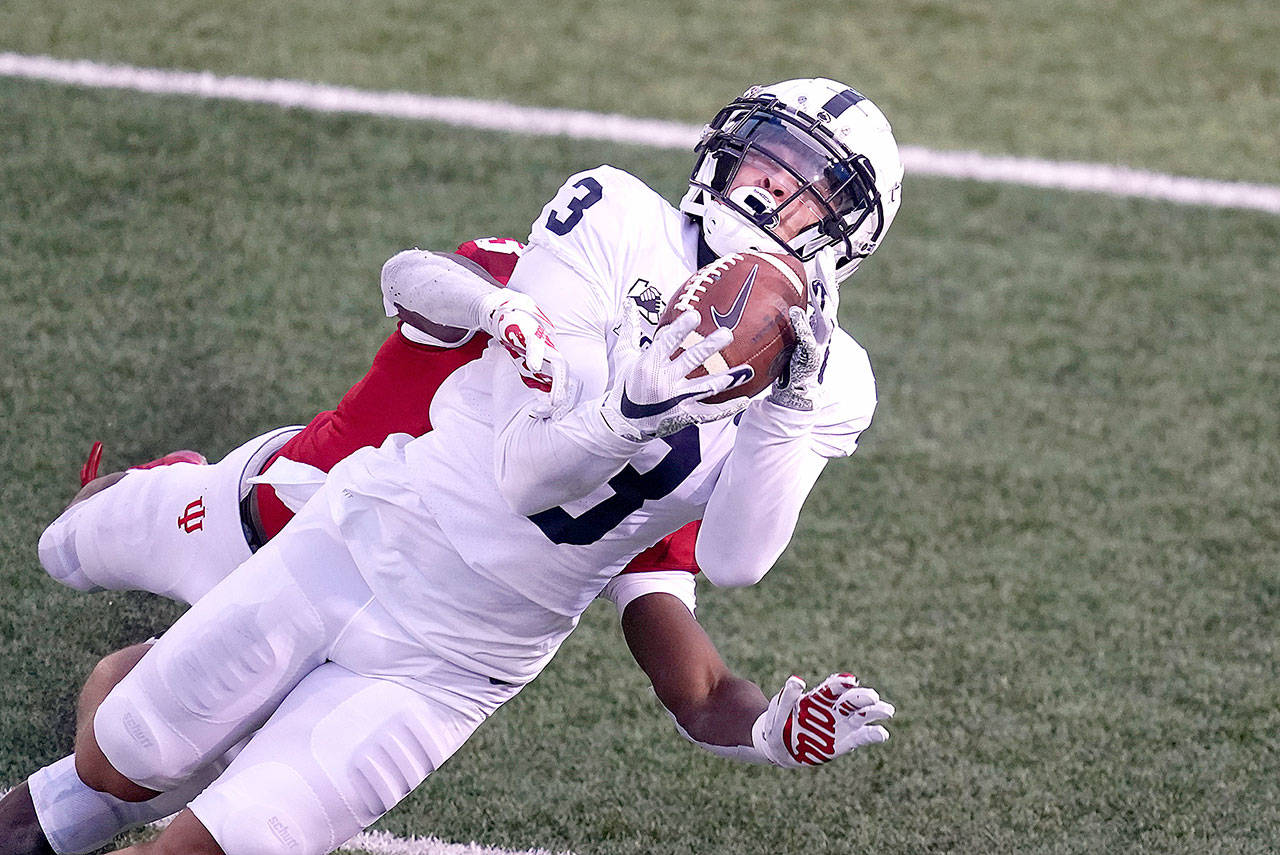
[545,177,604,236]
[528,427,700,545]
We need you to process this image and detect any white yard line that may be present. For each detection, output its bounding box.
[0,787,570,855]
[3,52,1279,214]
[150,815,570,855]
[341,829,569,855]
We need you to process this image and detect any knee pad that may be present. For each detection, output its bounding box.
[92,677,200,793]
[192,762,336,855]
[94,568,326,792]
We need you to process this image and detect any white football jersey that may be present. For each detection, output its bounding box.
[323,166,875,682]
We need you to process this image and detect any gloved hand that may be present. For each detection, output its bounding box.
[767,305,832,412]
[478,290,572,411]
[751,673,895,767]
[601,309,750,441]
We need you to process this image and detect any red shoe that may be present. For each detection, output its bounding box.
[79,442,105,486]
[79,442,209,486]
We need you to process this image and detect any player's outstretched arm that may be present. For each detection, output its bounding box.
[381,248,568,397]
[620,593,894,767]
[697,309,875,587]
[621,592,767,753]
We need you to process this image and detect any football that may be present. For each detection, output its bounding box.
[658,251,808,403]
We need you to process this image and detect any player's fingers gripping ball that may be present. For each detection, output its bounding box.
[602,310,742,440]
[656,252,808,403]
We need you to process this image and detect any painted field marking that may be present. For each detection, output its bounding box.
[0,788,571,855]
[3,52,1278,214]
[340,829,570,855]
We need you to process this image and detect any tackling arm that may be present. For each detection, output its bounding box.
[620,592,896,767]
[381,244,567,392]
[621,593,768,755]
[381,248,507,334]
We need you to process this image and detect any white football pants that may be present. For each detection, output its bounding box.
[37,426,301,604]
[93,494,523,855]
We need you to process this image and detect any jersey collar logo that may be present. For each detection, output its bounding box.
[627,279,664,326]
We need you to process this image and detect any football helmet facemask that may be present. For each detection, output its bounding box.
[681,78,903,283]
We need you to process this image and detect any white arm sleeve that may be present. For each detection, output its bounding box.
[696,401,830,587]
[491,246,646,516]
[599,571,698,617]
[696,332,876,587]
[666,706,769,764]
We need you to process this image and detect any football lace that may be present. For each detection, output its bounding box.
[673,252,743,314]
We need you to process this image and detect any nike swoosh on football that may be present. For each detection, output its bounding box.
[619,387,709,418]
[711,264,759,330]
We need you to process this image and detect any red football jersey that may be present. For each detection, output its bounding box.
[251,238,700,574]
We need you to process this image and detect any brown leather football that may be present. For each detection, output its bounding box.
[657,251,808,403]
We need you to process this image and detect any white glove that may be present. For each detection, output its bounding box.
[767,305,832,411]
[601,308,750,441]
[751,673,894,768]
[478,289,574,413]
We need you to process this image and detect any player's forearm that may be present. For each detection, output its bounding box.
[667,676,768,749]
[622,593,769,758]
[696,399,827,586]
[493,393,645,516]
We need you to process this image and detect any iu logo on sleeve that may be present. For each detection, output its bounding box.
[177,497,206,534]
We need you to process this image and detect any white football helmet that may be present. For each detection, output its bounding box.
[680,78,903,283]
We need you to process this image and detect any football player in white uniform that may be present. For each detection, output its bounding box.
[18,78,902,855]
[2,240,715,855]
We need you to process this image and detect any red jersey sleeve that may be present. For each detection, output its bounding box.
[255,238,524,538]
[622,521,702,575]
[453,237,524,285]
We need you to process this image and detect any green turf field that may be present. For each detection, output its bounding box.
[2,0,1278,183]
[2,4,1278,854]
